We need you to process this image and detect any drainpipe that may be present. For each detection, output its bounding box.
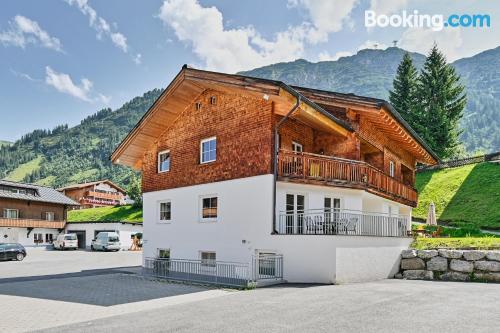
[272,93,301,234]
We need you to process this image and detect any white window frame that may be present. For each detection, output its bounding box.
[200,251,216,268]
[158,200,172,223]
[389,160,395,177]
[45,212,55,221]
[199,195,218,222]
[200,137,217,164]
[3,208,19,219]
[292,141,303,153]
[158,150,171,173]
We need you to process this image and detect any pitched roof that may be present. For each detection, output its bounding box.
[58,180,126,193]
[111,65,438,168]
[0,180,79,206]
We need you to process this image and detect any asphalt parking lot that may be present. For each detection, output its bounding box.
[2,249,500,333]
[0,249,224,332]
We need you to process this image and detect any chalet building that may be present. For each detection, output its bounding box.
[0,180,79,247]
[59,180,126,209]
[112,66,438,284]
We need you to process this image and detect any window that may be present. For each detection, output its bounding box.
[195,102,202,111]
[3,208,18,219]
[389,161,395,177]
[324,197,341,223]
[292,141,303,153]
[158,248,170,259]
[200,137,216,163]
[200,251,216,267]
[45,234,54,243]
[158,150,171,173]
[45,212,55,221]
[201,196,218,220]
[34,233,43,244]
[210,96,217,105]
[159,201,171,222]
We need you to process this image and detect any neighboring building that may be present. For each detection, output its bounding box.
[64,222,142,250]
[0,180,79,247]
[59,180,126,209]
[111,66,439,284]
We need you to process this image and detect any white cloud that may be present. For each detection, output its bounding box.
[10,68,41,82]
[357,40,388,50]
[369,0,408,16]
[44,66,110,104]
[158,0,308,73]
[289,0,359,43]
[0,15,63,52]
[318,51,352,61]
[65,0,129,53]
[399,28,463,61]
[133,53,142,65]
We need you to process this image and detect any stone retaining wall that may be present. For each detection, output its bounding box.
[396,249,500,282]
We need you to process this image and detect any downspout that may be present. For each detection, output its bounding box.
[272,93,301,234]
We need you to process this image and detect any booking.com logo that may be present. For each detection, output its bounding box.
[365,10,491,31]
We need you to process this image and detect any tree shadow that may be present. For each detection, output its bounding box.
[0,266,208,306]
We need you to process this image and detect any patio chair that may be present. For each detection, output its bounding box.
[345,217,358,234]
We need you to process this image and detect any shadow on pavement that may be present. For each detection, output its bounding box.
[0,266,209,306]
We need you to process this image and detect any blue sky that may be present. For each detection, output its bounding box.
[1,0,498,142]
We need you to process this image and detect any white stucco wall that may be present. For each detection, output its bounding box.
[143,175,413,284]
[65,223,143,249]
[0,227,59,248]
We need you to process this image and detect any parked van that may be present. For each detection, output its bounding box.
[53,233,78,250]
[91,232,120,251]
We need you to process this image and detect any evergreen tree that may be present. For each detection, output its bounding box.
[389,52,419,127]
[416,45,467,159]
[127,173,142,208]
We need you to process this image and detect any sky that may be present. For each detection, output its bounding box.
[0,0,498,142]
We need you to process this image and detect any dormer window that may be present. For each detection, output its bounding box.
[158,150,171,173]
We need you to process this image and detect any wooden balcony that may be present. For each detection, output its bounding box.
[0,217,66,229]
[278,150,418,207]
[86,190,122,200]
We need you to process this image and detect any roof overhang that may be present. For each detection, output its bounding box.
[111,66,353,169]
[294,87,439,165]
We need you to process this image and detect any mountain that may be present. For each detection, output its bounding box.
[240,47,500,153]
[0,89,162,188]
[0,46,498,187]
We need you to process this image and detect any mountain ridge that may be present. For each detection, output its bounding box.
[1,46,498,187]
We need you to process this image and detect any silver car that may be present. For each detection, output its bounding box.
[91,232,121,251]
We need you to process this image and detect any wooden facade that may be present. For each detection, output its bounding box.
[59,180,126,209]
[112,67,438,207]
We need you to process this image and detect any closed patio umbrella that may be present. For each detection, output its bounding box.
[426,202,437,226]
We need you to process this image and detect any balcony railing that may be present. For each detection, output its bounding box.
[86,190,122,200]
[278,150,417,206]
[0,217,66,229]
[277,209,410,237]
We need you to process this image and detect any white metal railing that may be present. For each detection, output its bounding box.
[277,209,410,237]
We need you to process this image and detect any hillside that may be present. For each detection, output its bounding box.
[68,205,142,223]
[414,161,500,229]
[0,89,162,188]
[241,47,500,153]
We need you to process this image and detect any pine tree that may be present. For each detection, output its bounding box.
[389,52,419,126]
[416,45,467,159]
[127,173,142,207]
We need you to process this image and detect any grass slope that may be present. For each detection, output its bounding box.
[415,162,500,229]
[411,237,500,250]
[5,156,43,182]
[68,205,142,223]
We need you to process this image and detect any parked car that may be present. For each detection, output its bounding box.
[0,243,27,261]
[91,232,120,251]
[53,233,78,250]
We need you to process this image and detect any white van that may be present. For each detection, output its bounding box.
[91,232,120,251]
[53,233,78,250]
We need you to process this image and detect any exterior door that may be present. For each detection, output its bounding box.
[324,197,341,227]
[286,194,305,234]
